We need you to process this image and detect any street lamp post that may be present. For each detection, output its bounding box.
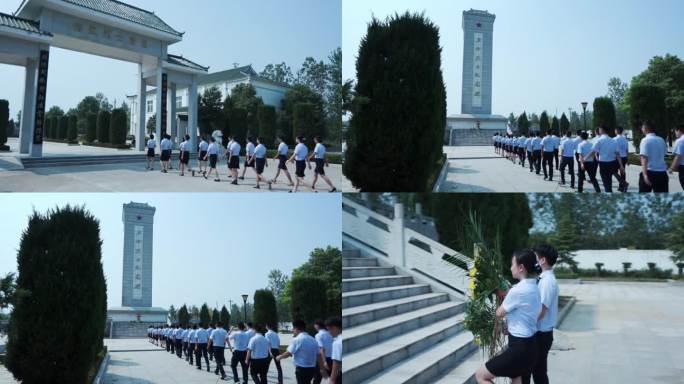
[581,102,588,133]
[241,294,248,323]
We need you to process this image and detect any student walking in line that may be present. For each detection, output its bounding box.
[253,137,271,190]
[639,121,670,193]
[146,133,157,170]
[474,249,541,384]
[187,325,196,366]
[541,131,555,181]
[326,317,342,384]
[276,319,320,384]
[668,124,684,190]
[613,126,630,192]
[272,136,295,186]
[558,131,577,189]
[240,136,257,182]
[228,136,241,185]
[224,135,235,177]
[228,322,250,384]
[577,132,601,193]
[203,137,221,182]
[522,245,560,384]
[246,324,271,384]
[265,323,283,384]
[179,134,193,177]
[197,135,209,175]
[532,132,543,175]
[586,125,625,193]
[288,136,312,193]
[208,321,228,380]
[313,319,334,384]
[159,134,172,173]
[574,130,583,177]
[551,132,560,171]
[195,323,211,372]
[518,134,527,168]
[309,136,337,192]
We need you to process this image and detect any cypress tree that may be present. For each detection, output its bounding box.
[627,84,668,150]
[517,112,530,136]
[178,305,189,327]
[551,116,560,136]
[257,105,277,146]
[58,116,69,139]
[212,308,220,325]
[344,12,446,191]
[110,108,127,145]
[290,276,327,334]
[592,96,617,136]
[6,206,107,384]
[86,112,97,142]
[97,110,111,143]
[293,102,324,143]
[220,305,231,327]
[560,113,570,135]
[67,115,78,143]
[539,111,550,134]
[199,303,211,326]
[253,289,278,329]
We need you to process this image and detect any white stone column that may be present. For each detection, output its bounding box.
[137,64,146,151]
[19,58,38,155]
[187,77,198,153]
[393,203,406,268]
[155,64,163,141]
[168,84,176,140]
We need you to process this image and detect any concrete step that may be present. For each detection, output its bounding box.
[20,152,201,168]
[343,266,396,279]
[343,257,379,268]
[344,301,466,353]
[342,292,449,328]
[343,284,432,309]
[343,275,414,292]
[342,249,361,258]
[364,330,478,384]
[433,348,483,384]
[344,312,468,383]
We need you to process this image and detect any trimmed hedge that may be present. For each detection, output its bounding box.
[293,102,324,143]
[97,110,111,143]
[253,289,278,329]
[257,105,277,146]
[290,276,327,334]
[109,108,127,145]
[67,115,78,143]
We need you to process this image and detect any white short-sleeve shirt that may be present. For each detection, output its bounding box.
[230,142,241,156]
[265,330,280,349]
[315,329,333,358]
[613,134,629,157]
[246,142,256,156]
[210,327,227,347]
[230,330,250,351]
[247,334,270,359]
[207,142,219,155]
[591,134,618,162]
[560,137,577,157]
[199,140,209,151]
[294,143,308,161]
[501,278,541,338]
[674,137,684,166]
[332,335,342,362]
[278,142,288,155]
[313,143,326,159]
[254,143,267,158]
[196,328,209,343]
[147,139,156,149]
[286,333,319,368]
[541,136,554,152]
[640,133,667,171]
[537,269,559,332]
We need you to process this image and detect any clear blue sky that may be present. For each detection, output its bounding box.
[343,0,684,117]
[0,193,341,310]
[0,0,341,117]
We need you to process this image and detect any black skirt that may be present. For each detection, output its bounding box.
[246,156,255,168]
[199,150,208,160]
[161,149,171,161]
[256,157,266,174]
[181,151,190,164]
[147,148,155,158]
[209,154,218,168]
[485,334,537,378]
[278,154,288,170]
[229,155,240,169]
[295,160,306,178]
[314,158,325,175]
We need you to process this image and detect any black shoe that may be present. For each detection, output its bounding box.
[231,180,238,185]
[238,176,244,180]
[330,187,337,192]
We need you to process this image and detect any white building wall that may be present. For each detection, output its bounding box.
[573,249,677,271]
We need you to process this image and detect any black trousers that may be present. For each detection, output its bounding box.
[679,165,684,190]
[231,349,248,383]
[313,357,333,384]
[599,161,620,192]
[542,151,554,179]
[533,150,542,174]
[213,346,226,377]
[196,343,210,370]
[250,358,269,384]
[639,170,669,193]
[559,156,575,187]
[578,162,601,193]
[553,149,559,169]
[187,343,194,364]
[175,339,183,357]
[519,148,526,166]
[575,153,582,176]
[183,341,189,359]
[528,150,534,171]
[613,156,628,185]
[522,331,553,384]
[166,336,171,352]
[295,366,317,384]
[270,348,283,383]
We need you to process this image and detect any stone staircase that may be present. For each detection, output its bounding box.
[450,129,495,146]
[343,249,479,384]
[110,322,152,338]
[20,152,200,168]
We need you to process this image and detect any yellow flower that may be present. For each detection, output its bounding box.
[474,336,481,345]
[469,267,477,277]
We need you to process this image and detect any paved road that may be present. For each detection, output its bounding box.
[441,146,683,192]
[103,338,304,384]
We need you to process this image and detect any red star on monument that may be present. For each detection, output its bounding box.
[476,22,482,28]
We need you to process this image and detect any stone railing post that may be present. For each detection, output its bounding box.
[394,203,406,267]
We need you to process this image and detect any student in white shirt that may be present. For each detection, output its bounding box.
[208,321,228,380]
[178,134,194,177]
[159,134,173,173]
[639,120,669,192]
[203,137,221,182]
[475,249,541,384]
[325,317,342,384]
[668,124,684,190]
[175,325,185,358]
[532,132,543,175]
[227,136,241,185]
[288,136,312,193]
[227,322,250,383]
[146,133,157,170]
[523,245,560,384]
[586,125,625,193]
[313,319,334,384]
[195,323,211,372]
[613,126,630,192]
[577,132,601,193]
[551,132,560,171]
[276,319,320,383]
[265,323,283,384]
[558,130,577,188]
[197,135,209,175]
[240,136,257,181]
[541,131,555,181]
[187,324,196,365]
[254,137,271,190]
[224,135,235,175]
[245,324,271,384]
[271,135,294,186]
[308,136,337,192]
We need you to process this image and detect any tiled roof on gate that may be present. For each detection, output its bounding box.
[59,0,183,37]
[0,11,52,36]
[167,54,209,72]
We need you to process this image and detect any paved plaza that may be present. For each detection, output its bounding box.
[440,146,683,192]
[103,337,299,384]
[0,139,344,192]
